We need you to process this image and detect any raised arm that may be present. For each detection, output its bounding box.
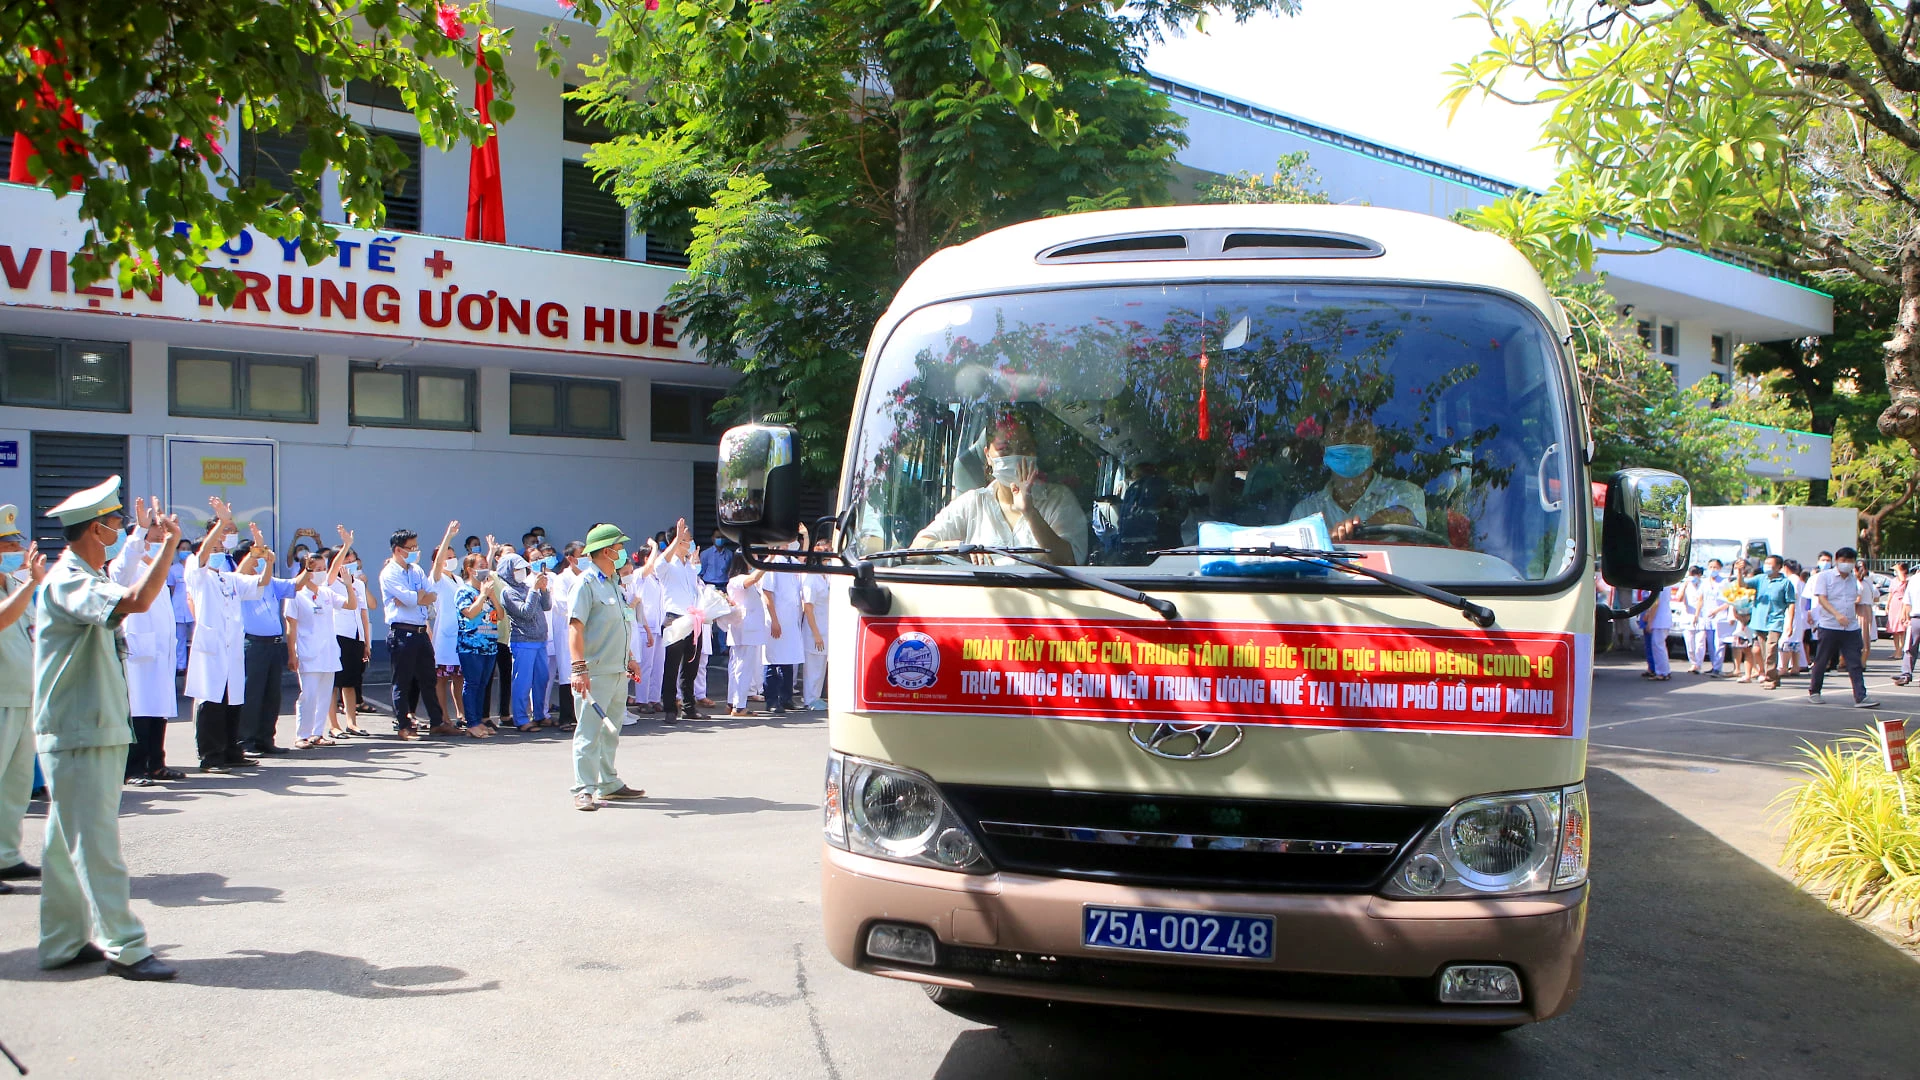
[0,547,46,631]
[325,528,354,587]
[429,519,459,583]
[115,514,184,616]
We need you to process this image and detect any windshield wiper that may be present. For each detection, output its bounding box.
[867,544,1179,620]
[1150,545,1496,629]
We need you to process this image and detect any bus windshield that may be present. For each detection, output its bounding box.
[845,283,1578,584]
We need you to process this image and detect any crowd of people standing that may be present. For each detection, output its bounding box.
[1636,547,1890,708]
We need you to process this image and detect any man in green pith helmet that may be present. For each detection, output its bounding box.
[0,503,46,895]
[567,523,648,812]
[34,475,184,979]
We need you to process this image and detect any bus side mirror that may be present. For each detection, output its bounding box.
[1600,468,1691,590]
[717,423,801,545]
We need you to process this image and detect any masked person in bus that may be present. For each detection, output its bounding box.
[911,412,1088,565]
[1290,403,1427,543]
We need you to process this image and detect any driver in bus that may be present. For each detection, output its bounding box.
[1291,403,1428,543]
[911,413,1088,565]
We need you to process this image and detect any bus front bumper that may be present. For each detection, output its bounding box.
[823,845,1586,1025]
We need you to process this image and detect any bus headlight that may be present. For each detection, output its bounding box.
[1384,785,1588,898]
[824,752,991,873]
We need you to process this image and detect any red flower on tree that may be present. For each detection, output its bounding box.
[436,4,465,39]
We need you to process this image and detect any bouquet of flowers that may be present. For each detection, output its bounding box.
[1723,584,1756,622]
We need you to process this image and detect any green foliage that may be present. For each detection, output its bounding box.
[1777,728,1920,938]
[1446,0,1920,444]
[1194,150,1330,205]
[0,1,562,302]
[575,0,1299,480]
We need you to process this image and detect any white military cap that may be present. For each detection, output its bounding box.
[0,504,19,538]
[47,474,124,527]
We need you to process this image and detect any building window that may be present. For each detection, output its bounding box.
[651,384,731,444]
[510,374,621,439]
[560,160,627,258]
[345,79,408,112]
[170,349,316,422]
[645,230,691,269]
[240,125,307,193]
[0,336,130,412]
[1635,320,1653,346]
[350,363,477,430]
[369,129,423,232]
[562,84,613,145]
[1658,324,1678,357]
[1711,334,1731,367]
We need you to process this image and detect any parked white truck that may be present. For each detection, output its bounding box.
[1688,505,1858,570]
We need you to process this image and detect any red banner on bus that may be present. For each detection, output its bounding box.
[855,617,1577,737]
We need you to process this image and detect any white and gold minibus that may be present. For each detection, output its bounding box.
[717,204,1690,1028]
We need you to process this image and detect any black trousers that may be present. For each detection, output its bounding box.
[194,695,243,766]
[126,716,167,778]
[240,634,287,750]
[661,632,700,714]
[1810,626,1869,701]
[493,640,513,719]
[387,625,442,730]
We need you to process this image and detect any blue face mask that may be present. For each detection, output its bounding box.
[343,561,359,576]
[405,550,420,565]
[0,552,22,575]
[1323,443,1374,479]
[101,525,128,561]
[613,548,629,570]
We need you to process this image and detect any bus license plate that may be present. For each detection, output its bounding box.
[1082,905,1274,961]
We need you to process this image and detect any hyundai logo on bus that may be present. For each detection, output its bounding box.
[1129,722,1245,761]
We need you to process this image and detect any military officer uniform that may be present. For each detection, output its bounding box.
[569,524,646,810]
[0,505,40,889]
[34,476,175,978]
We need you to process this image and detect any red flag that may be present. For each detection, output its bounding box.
[464,59,506,243]
[10,47,85,191]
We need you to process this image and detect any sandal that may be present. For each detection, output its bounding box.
[465,726,493,739]
[126,776,156,787]
[150,767,186,781]
[295,739,313,749]
[312,736,338,747]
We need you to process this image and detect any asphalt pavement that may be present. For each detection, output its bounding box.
[2,651,1918,1079]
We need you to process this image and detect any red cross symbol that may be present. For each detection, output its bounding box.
[424,250,454,278]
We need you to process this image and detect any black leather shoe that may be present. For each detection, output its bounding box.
[53,943,106,968]
[0,861,38,880]
[199,762,229,773]
[226,756,260,767]
[259,745,288,755]
[107,955,177,981]
[0,880,10,894]
[681,709,701,721]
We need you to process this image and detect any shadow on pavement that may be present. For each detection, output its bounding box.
[611,795,819,818]
[119,748,443,815]
[923,769,1920,1080]
[131,872,285,907]
[162,949,499,997]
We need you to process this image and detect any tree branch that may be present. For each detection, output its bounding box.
[1692,0,1920,151]
[1837,0,1920,91]
[1752,209,1901,285]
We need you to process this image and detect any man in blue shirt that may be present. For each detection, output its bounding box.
[1744,554,1798,690]
[236,537,301,755]
[699,530,732,657]
[381,527,446,739]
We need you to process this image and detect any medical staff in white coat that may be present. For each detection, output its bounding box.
[286,540,352,748]
[108,499,182,785]
[547,542,585,730]
[801,541,832,710]
[725,553,770,717]
[184,499,270,772]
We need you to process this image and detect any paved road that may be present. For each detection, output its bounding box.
[2,654,1918,1079]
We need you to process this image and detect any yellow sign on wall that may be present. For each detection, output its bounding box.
[201,458,246,485]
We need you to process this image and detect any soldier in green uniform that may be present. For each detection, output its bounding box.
[35,476,183,979]
[0,505,46,894]
[568,523,648,812]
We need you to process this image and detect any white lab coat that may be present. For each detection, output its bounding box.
[548,568,580,671]
[109,529,178,719]
[284,586,344,673]
[764,572,805,666]
[184,551,264,704]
